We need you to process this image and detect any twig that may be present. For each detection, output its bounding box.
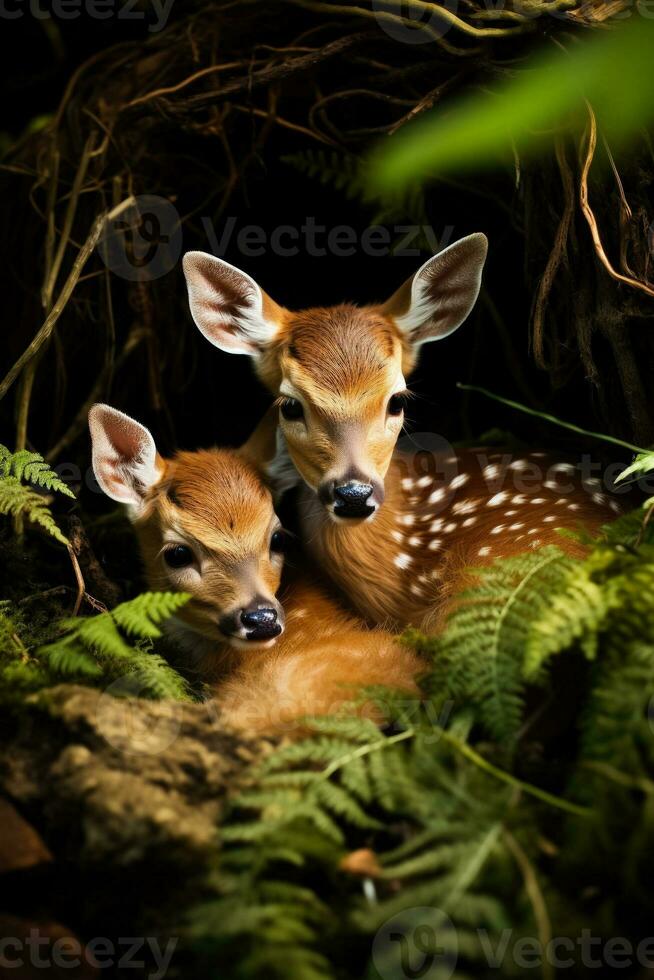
[123,61,246,110]
[286,0,530,39]
[503,830,554,980]
[67,545,86,616]
[457,382,646,454]
[579,105,654,299]
[0,197,135,404]
[531,138,575,368]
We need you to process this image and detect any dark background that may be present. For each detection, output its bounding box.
[0,2,642,494]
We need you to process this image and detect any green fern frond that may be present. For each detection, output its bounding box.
[0,477,69,545]
[2,448,76,498]
[430,546,573,748]
[111,590,190,637]
[39,592,191,698]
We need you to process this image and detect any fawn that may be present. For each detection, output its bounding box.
[182,238,620,628]
[88,404,421,732]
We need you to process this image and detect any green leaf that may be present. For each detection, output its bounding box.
[368,17,654,191]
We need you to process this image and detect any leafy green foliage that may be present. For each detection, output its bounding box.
[188,506,654,978]
[39,592,192,698]
[616,450,654,485]
[367,16,654,191]
[0,443,74,545]
[0,592,192,703]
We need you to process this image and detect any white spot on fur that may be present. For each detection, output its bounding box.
[417,475,432,488]
[531,498,546,505]
[483,464,500,480]
[490,525,506,535]
[401,514,415,526]
[512,494,527,504]
[609,500,621,513]
[504,510,517,517]
[509,523,524,531]
[443,522,457,534]
[408,535,421,547]
[394,553,412,569]
[592,493,606,505]
[568,503,580,511]
[450,473,470,490]
[428,539,442,551]
[462,516,477,527]
[509,459,527,471]
[488,491,509,507]
[478,546,491,556]
[428,487,446,505]
[402,478,415,491]
[453,498,478,515]
[391,530,404,543]
[543,516,557,523]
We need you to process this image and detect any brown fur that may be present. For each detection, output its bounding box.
[298,449,621,632]
[127,446,421,735]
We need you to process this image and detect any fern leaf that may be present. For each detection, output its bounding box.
[111,591,190,638]
[7,449,76,499]
[0,477,69,545]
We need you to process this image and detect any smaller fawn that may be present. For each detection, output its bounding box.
[183,240,621,630]
[89,405,421,734]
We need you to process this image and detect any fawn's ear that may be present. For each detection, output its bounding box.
[381,233,488,347]
[183,251,284,357]
[89,404,163,512]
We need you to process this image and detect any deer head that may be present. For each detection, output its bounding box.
[89,404,286,648]
[183,233,487,522]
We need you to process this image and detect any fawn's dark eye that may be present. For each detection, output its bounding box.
[270,529,287,554]
[164,544,194,569]
[388,393,407,417]
[280,398,304,421]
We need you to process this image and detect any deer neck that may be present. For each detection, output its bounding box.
[298,455,436,628]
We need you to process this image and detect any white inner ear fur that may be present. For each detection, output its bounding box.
[183,251,279,357]
[394,233,488,345]
[89,404,162,517]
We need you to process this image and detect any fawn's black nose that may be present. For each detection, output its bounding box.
[332,481,375,519]
[240,606,281,640]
